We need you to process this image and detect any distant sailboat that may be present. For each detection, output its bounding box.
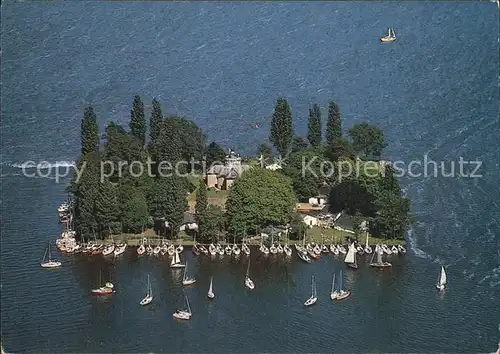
[344,243,358,269]
[207,276,215,299]
[436,265,447,291]
[245,259,255,290]
[140,274,153,306]
[41,242,62,268]
[332,270,351,301]
[330,273,338,300]
[304,275,317,306]
[91,270,114,296]
[380,27,396,42]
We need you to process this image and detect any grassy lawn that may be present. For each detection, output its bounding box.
[305,226,405,246]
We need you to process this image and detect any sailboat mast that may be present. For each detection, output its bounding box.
[186,295,191,314]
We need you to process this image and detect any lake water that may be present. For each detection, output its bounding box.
[1,1,499,352]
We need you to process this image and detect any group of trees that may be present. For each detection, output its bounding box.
[71,96,215,241]
[263,97,411,240]
[71,94,411,243]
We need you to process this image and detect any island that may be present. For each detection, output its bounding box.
[58,95,412,253]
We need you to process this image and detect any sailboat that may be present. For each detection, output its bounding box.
[332,270,351,300]
[182,261,196,285]
[369,248,392,268]
[364,231,372,254]
[245,259,255,290]
[436,265,447,291]
[139,274,153,306]
[173,294,192,320]
[380,27,396,42]
[137,238,146,255]
[90,270,114,295]
[344,243,358,269]
[304,275,317,306]
[170,249,186,268]
[207,276,215,299]
[330,273,338,300]
[41,242,62,268]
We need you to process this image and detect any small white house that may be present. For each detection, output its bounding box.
[265,163,282,171]
[308,196,327,206]
[302,214,319,227]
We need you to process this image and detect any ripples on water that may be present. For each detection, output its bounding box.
[1,1,499,352]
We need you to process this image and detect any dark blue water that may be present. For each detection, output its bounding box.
[1,1,499,352]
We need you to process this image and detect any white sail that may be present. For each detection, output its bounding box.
[439,266,447,286]
[376,249,383,264]
[209,277,213,294]
[391,28,396,37]
[170,253,176,266]
[174,250,181,264]
[186,295,192,315]
[331,274,335,295]
[344,243,356,264]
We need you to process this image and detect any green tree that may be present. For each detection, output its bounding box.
[351,212,363,241]
[121,187,150,233]
[205,141,226,169]
[148,176,188,236]
[348,122,387,159]
[289,212,307,240]
[95,179,120,236]
[195,179,208,240]
[269,98,293,158]
[379,164,401,196]
[202,205,225,243]
[307,104,322,147]
[149,98,163,148]
[374,190,412,240]
[73,153,100,240]
[282,148,327,201]
[80,106,100,155]
[326,137,355,162]
[291,136,308,153]
[225,169,296,236]
[129,95,146,146]
[326,101,341,146]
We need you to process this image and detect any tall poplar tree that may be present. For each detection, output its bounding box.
[326,101,341,146]
[149,98,163,148]
[269,98,293,158]
[80,106,99,155]
[129,95,146,146]
[307,103,322,147]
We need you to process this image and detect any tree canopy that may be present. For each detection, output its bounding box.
[129,95,146,146]
[348,122,387,159]
[307,104,322,147]
[326,101,341,146]
[269,98,293,158]
[80,106,99,156]
[225,168,296,238]
[205,141,226,169]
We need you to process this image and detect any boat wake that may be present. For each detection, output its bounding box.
[5,161,76,169]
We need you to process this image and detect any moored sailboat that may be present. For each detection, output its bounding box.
[182,261,196,285]
[40,242,62,268]
[173,294,192,320]
[380,27,396,42]
[139,274,153,306]
[245,259,255,290]
[91,270,114,296]
[304,275,317,306]
[344,243,358,269]
[332,270,350,300]
[369,248,392,268]
[207,276,215,299]
[170,250,186,268]
[364,231,372,254]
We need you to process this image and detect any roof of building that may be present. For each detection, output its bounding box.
[296,203,327,213]
[183,212,196,224]
[207,164,251,177]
